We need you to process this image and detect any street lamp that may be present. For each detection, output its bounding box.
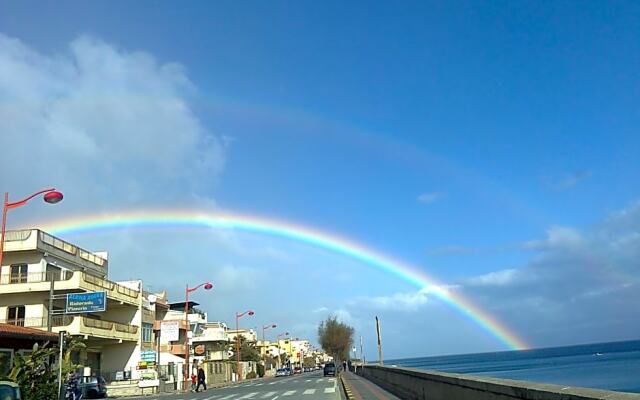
[261,323,277,370]
[0,188,63,276]
[276,331,290,369]
[262,323,277,342]
[235,309,255,381]
[184,281,213,390]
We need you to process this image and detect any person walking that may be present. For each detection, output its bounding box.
[196,366,207,392]
[190,372,197,392]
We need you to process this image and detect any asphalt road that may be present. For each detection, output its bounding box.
[129,371,340,400]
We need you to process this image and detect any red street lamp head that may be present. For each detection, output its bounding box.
[203,282,213,290]
[43,191,63,204]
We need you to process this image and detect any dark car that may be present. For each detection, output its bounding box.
[323,362,336,377]
[0,381,21,400]
[80,376,107,398]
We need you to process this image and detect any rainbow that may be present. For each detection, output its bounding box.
[38,209,528,350]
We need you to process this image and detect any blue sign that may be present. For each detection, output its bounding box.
[66,291,106,314]
[141,351,156,362]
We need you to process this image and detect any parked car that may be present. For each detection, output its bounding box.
[284,368,293,376]
[323,362,336,377]
[0,381,21,400]
[80,376,107,399]
[293,367,302,375]
[275,368,288,377]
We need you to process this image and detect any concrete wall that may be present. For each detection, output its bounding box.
[358,365,640,400]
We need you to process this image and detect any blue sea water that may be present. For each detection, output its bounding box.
[387,340,640,393]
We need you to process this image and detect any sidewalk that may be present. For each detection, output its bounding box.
[340,371,400,400]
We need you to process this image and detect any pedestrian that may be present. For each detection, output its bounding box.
[190,372,197,392]
[196,366,207,392]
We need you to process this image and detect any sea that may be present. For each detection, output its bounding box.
[387,340,640,393]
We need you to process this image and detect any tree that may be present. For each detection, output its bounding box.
[303,357,316,368]
[5,338,85,400]
[230,336,260,362]
[318,316,353,361]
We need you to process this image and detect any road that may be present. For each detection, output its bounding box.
[128,371,340,400]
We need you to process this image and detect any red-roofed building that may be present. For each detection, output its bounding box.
[0,322,58,375]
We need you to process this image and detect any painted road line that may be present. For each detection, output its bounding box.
[305,379,312,382]
[238,392,258,399]
[268,381,277,385]
[324,387,336,393]
[219,395,236,400]
[282,390,296,396]
[261,391,277,398]
[303,389,316,395]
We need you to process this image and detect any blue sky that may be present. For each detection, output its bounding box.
[1,1,639,358]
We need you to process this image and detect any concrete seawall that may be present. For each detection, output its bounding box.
[357,365,640,400]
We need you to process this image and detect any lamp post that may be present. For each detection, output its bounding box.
[262,323,277,342]
[261,323,277,370]
[0,188,63,277]
[235,310,254,381]
[184,281,213,390]
[276,331,289,369]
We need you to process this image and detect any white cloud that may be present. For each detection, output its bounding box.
[521,226,583,251]
[353,285,452,312]
[0,33,224,215]
[465,269,518,287]
[417,192,441,204]
[312,307,329,313]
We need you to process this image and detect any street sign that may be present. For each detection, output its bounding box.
[141,350,156,362]
[65,291,106,314]
[161,321,179,341]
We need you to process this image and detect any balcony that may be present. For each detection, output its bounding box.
[153,319,189,330]
[0,315,139,342]
[159,344,187,356]
[0,271,140,306]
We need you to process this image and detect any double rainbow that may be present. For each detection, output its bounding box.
[40,209,528,350]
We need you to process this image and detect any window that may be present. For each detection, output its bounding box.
[46,264,62,281]
[142,323,153,342]
[10,264,28,283]
[0,349,12,377]
[7,306,25,326]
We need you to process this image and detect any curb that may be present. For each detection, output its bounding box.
[339,373,355,400]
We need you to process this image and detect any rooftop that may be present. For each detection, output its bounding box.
[0,323,59,342]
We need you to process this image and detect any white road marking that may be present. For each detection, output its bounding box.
[261,391,278,398]
[219,395,236,400]
[269,381,277,385]
[303,389,316,395]
[316,379,323,383]
[305,379,312,382]
[255,383,264,386]
[282,390,296,396]
[324,387,336,393]
[238,392,258,399]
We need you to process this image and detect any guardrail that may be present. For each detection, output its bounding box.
[358,365,640,400]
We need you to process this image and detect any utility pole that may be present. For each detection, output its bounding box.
[375,316,383,366]
[47,272,55,331]
[360,335,364,373]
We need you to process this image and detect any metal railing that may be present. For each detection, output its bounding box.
[83,274,139,299]
[0,271,74,285]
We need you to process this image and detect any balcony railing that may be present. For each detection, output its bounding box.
[0,271,74,285]
[0,271,140,302]
[0,316,138,335]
